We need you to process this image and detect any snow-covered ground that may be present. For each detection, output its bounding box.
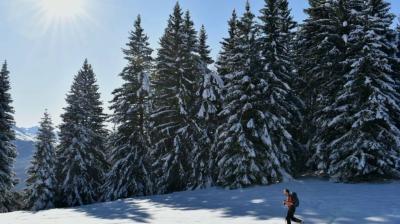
[2,178,399,224]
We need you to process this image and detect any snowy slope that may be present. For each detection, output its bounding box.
[1,178,399,224]
[14,126,39,142]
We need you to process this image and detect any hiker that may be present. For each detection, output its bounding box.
[283,188,303,224]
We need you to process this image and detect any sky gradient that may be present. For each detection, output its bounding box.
[0,0,399,127]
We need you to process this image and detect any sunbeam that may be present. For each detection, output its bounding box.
[37,0,88,22]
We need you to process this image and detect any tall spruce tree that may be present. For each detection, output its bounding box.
[318,0,400,181]
[196,26,223,126]
[57,60,109,206]
[25,111,57,211]
[217,10,241,78]
[276,1,304,162]
[190,25,223,189]
[296,0,349,172]
[311,0,353,175]
[0,62,17,213]
[214,12,241,181]
[256,0,301,181]
[198,25,214,66]
[277,0,297,48]
[214,2,276,188]
[103,15,153,200]
[182,11,201,114]
[150,3,201,193]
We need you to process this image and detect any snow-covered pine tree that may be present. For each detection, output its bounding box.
[238,1,261,71]
[310,0,353,175]
[57,60,109,206]
[296,0,349,172]
[181,11,207,160]
[103,15,153,201]
[214,13,242,184]
[182,10,200,112]
[321,0,400,181]
[196,26,223,126]
[214,2,274,188]
[198,25,214,67]
[189,25,223,189]
[276,0,304,163]
[255,0,302,181]
[277,0,297,48]
[216,10,241,78]
[295,0,326,154]
[150,3,201,193]
[0,61,17,213]
[25,111,57,211]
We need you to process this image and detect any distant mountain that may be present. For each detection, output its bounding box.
[14,126,38,142]
[13,126,39,191]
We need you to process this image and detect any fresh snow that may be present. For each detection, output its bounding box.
[2,178,400,224]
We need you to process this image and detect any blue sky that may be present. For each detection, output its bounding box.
[0,0,399,127]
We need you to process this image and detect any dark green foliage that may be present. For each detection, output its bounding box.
[25,111,57,210]
[103,15,153,200]
[190,25,221,189]
[0,62,17,213]
[150,3,202,193]
[321,0,400,181]
[257,0,301,179]
[57,60,109,206]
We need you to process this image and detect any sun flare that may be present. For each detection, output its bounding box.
[38,0,87,22]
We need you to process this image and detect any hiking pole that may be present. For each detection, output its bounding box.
[282,204,287,224]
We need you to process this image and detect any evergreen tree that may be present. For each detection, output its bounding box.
[319,0,400,181]
[103,15,153,200]
[25,111,57,211]
[313,0,353,174]
[198,25,214,66]
[277,0,297,47]
[182,11,201,114]
[190,25,223,189]
[216,10,241,77]
[214,2,275,188]
[57,60,109,206]
[256,0,301,181]
[196,25,222,140]
[0,61,17,213]
[150,3,201,193]
[277,0,304,152]
[296,0,349,172]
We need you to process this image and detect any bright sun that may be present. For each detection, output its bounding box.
[37,0,87,22]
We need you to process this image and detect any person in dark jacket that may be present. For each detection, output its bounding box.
[283,188,303,224]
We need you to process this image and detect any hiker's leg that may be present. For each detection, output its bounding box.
[286,215,292,224]
[286,207,294,224]
[286,207,295,224]
[290,208,302,223]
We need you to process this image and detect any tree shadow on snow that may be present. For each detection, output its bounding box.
[143,178,400,223]
[72,199,152,223]
[145,185,291,221]
[64,178,400,223]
